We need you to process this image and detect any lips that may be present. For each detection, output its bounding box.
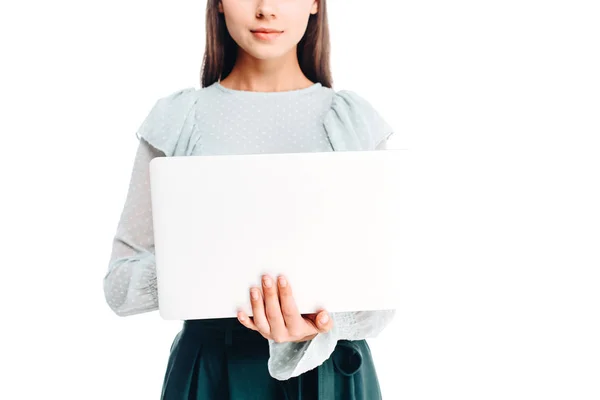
[250,28,283,41]
[251,28,283,34]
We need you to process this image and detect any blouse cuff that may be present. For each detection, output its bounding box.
[267,329,339,381]
[266,310,396,380]
[104,251,158,316]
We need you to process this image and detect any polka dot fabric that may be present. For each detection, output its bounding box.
[104,141,162,316]
[104,82,395,380]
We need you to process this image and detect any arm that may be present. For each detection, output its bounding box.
[103,139,163,316]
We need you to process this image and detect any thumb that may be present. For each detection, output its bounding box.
[314,311,333,333]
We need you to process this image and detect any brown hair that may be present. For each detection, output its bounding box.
[200,0,332,88]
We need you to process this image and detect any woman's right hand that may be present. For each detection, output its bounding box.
[237,274,334,343]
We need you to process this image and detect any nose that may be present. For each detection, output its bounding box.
[256,0,277,19]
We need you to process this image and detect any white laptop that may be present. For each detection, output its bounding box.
[149,150,406,320]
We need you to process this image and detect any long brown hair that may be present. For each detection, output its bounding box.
[200,0,332,88]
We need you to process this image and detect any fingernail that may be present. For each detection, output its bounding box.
[263,276,272,288]
[320,314,329,324]
[238,313,245,321]
[278,276,287,287]
[251,289,259,300]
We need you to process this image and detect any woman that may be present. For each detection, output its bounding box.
[104,0,396,398]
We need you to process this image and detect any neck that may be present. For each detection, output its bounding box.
[220,47,314,92]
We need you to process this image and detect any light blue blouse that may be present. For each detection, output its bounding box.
[104,81,396,380]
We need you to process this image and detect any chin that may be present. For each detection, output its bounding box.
[245,46,293,61]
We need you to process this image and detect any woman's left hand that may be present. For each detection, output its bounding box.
[237,274,334,343]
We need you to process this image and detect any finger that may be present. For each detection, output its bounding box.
[277,275,305,337]
[249,287,270,336]
[262,274,286,341]
[313,310,334,333]
[237,310,258,331]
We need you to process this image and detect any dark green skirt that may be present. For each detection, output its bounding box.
[160,318,382,399]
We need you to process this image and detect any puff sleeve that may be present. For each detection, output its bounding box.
[135,87,200,156]
[323,90,394,151]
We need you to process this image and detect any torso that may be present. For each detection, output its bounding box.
[191,82,336,156]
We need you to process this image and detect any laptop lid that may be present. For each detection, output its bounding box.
[149,150,406,320]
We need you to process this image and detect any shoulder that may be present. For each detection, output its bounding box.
[143,86,203,123]
[323,88,394,151]
[135,86,213,156]
[152,85,218,108]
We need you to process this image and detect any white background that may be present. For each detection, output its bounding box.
[1,0,599,399]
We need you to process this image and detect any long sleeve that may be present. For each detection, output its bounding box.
[267,138,396,381]
[103,87,199,316]
[103,139,163,316]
